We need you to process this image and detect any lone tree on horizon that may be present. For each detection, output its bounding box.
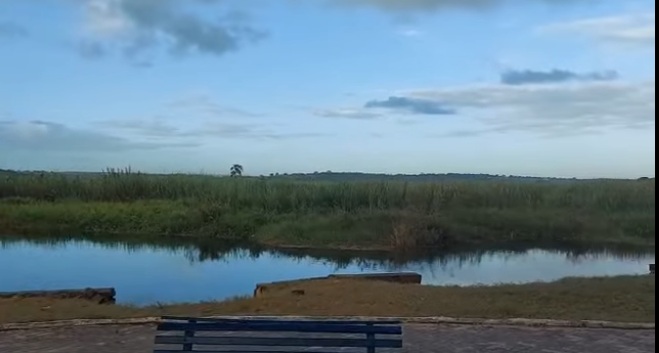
[230,164,243,177]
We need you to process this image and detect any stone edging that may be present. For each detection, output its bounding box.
[0,316,654,331]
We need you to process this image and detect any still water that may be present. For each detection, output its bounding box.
[0,238,654,305]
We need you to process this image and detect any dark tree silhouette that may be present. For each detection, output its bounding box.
[230,164,243,177]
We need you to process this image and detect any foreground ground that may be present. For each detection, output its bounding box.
[1,276,654,324]
[0,323,654,353]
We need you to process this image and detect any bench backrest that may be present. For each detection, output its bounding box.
[154,316,403,352]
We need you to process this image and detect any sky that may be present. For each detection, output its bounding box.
[0,0,655,178]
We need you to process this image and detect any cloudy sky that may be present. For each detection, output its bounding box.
[0,0,655,178]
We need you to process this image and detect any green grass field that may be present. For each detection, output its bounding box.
[0,169,654,250]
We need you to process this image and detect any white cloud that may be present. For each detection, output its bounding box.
[538,13,655,47]
[89,92,329,142]
[396,28,425,37]
[167,93,262,118]
[3,120,50,139]
[73,0,266,63]
[327,0,588,13]
[409,80,655,136]
[314,108,382,120]
[314,79,655,137]
[95,118,183,138]
[0,120,197,151]
[82,0,133,38]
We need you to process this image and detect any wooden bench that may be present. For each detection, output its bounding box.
[154,316,403,352]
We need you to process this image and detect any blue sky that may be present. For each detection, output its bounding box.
[0,0,655,178]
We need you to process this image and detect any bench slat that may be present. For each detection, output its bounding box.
[160,316,401,325]
[157,322,402,335]
[154,335,403,348]
[153,349,344,353]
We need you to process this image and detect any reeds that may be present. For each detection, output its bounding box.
[0,169,654,214]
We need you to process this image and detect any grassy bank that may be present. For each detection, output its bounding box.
[0,275,654,324]
[0,171,654,250]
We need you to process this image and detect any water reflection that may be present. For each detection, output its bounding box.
[0,235,654,305]
[4,235,648,266]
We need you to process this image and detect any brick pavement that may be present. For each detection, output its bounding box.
[0,323,654,353]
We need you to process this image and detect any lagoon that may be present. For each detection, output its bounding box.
[0,237,653,305]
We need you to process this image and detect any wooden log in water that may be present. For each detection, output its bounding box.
[0,287,116,304]
[254,272,422,298]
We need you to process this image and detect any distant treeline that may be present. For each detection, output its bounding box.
[1,168,653,183]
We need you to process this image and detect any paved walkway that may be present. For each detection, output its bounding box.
[0,323,654,352]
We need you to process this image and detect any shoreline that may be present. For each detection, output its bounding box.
[1,275,654,325]
[1,229,655,254]
[1,204,655,252]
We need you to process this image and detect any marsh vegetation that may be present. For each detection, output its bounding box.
[0,169,654,250]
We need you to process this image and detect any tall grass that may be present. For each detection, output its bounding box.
[0,169,654,213]
[0,169,654,249]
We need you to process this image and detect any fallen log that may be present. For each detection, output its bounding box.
[0,287,116,304]
[254,272,422,298]
[328,272,422,284]
[253,276,328,298]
